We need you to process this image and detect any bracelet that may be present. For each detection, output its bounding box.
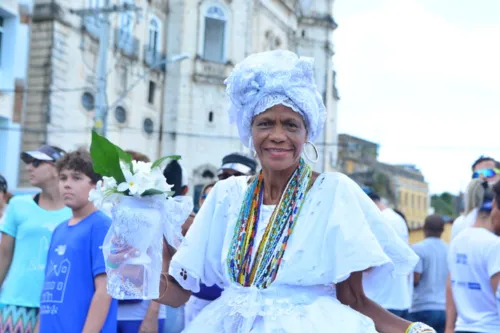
[405,322,436,333]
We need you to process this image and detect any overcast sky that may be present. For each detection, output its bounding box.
[333,0,500,194]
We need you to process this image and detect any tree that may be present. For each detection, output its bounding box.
[431,192,458,217]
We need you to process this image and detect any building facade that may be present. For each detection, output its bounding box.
[15,0,339,190]
[18,0,169,186]
[337,133,379,175]
[377,163,430,230]
[163,0,339,199]
[0,0,31,188]
[337,134,430,231]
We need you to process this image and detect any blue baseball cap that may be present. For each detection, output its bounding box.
[21,145,65,164]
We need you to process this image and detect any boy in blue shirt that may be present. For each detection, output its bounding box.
[39,149,117,333]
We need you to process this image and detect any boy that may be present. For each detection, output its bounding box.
[38,149,117,333]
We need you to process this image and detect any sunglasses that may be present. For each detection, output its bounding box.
[218,172,244,180]
[472,168,500,179]
[23,158,50,168]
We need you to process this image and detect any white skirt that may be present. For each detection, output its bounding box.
[182,284,378,333]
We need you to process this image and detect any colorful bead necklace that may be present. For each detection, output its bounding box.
[227,158,312,289]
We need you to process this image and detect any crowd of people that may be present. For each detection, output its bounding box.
[0,50,498,333]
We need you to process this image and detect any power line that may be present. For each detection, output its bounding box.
[0,125,498,151]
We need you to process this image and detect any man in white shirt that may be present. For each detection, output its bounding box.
[446,181,500,333]
[410,215,448,333]
[362,188,412,319]
[451,156,500,240]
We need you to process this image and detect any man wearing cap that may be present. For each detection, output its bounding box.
[217,152,257,180]
[0,145,72,333]
[409,215,448,333]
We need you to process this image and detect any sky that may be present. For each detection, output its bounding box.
[333,0,500,194]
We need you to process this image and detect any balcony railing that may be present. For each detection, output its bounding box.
[83,16,100,39]
[114,28,139,60]
[143,46,166,72]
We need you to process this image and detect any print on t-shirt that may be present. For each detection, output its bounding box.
[40,245,71,314]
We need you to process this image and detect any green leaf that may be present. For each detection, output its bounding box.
[151,155,181,169]
[116,146,133,174]
[90,131,127,183]
[141,189,172,197]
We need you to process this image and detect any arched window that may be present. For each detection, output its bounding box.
[202,5,227,63]
[148,19,160,52]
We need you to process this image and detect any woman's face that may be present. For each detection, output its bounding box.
[251,105,307,172]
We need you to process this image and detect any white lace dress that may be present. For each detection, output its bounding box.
[169,172,418,332]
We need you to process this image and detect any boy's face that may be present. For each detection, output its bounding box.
[59,169,95,209]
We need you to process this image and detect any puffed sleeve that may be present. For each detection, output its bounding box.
[322,173,418,284]
[169,178,241,292]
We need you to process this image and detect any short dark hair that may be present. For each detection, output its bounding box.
[424,214,445,232]
[163,160,186,197]
[125,150,150,163]
[56,148,102,184]
[492,181,500,210]
[472,155,496,171]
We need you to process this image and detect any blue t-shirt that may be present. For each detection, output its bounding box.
[39,211,117,333]
[0,195,71,307]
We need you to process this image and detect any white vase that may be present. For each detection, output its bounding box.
[103,195,165,300]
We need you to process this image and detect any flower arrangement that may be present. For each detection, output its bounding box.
[88,131,180,207]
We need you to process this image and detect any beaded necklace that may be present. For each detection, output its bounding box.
[227,158,312,289]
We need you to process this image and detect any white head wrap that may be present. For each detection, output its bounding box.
[224,50,326,148]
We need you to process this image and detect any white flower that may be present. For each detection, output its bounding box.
[132,160,152,175]
[102,176,117,190]
[151,166,173,194]
[117,166,155,196]
[89,185,105,208]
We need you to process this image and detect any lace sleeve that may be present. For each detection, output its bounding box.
[169,180,233,292]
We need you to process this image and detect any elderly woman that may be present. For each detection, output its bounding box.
[152,51,433,332]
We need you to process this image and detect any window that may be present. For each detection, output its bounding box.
[115,106,127,124]
[118,66,128,93]
[148,19,159,52]
[203,5,226,62]
[143,118,154,134]
[148,81,156,104]
[81,92,95,111]
[208,111,214,123]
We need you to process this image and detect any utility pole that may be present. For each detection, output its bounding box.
[70,2,141,137]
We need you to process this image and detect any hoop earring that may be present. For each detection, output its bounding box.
[303,141,319,163]
[248,137,257,158]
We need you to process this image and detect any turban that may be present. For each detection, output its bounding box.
[224,50,326,147]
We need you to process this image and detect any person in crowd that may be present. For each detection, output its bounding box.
[410,215,448,333]
[452,157,500,240]
[445,180,500,333]
[162,160,193,333]
[0,145,71,333]
[363,188,412,319]
[183,182,220,327]
[150,50,432,332]
[115,151,167,333]
[217,152,257,181]
[0,174,12,225]
[38,148,117,332]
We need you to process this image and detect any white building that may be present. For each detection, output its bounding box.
[18,0,169,186]
[163,0,339,200]
[0,0,31,189]
[16,0,339,194]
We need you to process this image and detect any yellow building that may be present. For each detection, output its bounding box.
[377,163,429,231]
